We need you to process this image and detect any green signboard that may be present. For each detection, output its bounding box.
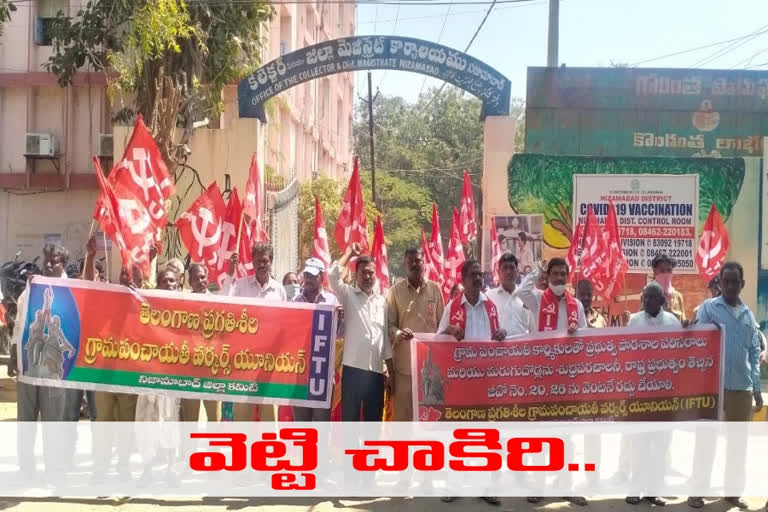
[525,67,768,157]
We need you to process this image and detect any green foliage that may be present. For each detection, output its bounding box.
[297,176,380,267]
[298,170,431,277]
[360,170,432,276]
[46,0,272,123]
[508,154,746,247]
[353,87,483,245]
[0,0,17,37]
[353,87,525,248]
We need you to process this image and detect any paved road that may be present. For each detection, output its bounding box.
[0,366,765,511]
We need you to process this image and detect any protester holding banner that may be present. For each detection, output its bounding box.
[627,283,681,328]
[625,282,681,507]
[518,258,587,334]
[178,264,220,423]
[222,243,286,422]
[518,258,587,506]
[135,265,183,486]
[387,248,444,421]
[651,254,686,322]
[576,280,607,329]
[688,262,763,510]
[13,243,77,479]
[486,253,534,336]
[329,243,393,422]
[292,258,340,422]
[438,260,506,342]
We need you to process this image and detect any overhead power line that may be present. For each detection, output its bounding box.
[631,23,768,66]
[357,0,544,24]
[417,0,453,98]
[416,0,497,115]
[692,25,768,68]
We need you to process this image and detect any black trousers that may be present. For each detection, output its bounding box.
[341,365,384,422]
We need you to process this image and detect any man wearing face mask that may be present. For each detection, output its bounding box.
[517,258,587,506]
[518,258,587,335]
[283,272,300,300]
[651,254,686,323]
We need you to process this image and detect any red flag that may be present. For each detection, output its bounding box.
[312,196,332,273]
[244,153,268,243]
[93,156,155,275]
[600,202,629,301]
[371,216,390,294]
[334,157,369,254]
[579,206,610,293]
[107,115,174,239]
[209,188,249,288]
[459,170,477,243]
[421,228,441,284]
[490,217,502,286]
[176,182,228,275]
[696,204,731,279]
[443,208,466,299]
[428,204,444,285]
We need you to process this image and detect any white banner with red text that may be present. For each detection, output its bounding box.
[1,422,766,496]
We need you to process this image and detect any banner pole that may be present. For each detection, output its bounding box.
[235,215,245,250]
[82,220,96,280]
[103,231,109,282]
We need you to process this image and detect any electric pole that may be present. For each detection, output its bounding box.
[547,0,559,67]
[367,71,377,206]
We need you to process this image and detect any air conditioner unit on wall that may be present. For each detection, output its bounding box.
[98,134,113,157]
[24,133,58,157]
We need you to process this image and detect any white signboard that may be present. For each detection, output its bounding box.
[573,174,699,274]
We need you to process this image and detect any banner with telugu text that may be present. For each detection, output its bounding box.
[411,326,723,422]
[16,277,336,407]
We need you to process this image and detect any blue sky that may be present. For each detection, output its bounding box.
[353,0,768,103]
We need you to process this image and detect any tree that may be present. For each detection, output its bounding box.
[46,0,273,169]
[44,0,273,261]
[360,170,432,276]
[297,175,380,267]
[0,0,16,37]
[353,86,526,255]
[297,170,431,277]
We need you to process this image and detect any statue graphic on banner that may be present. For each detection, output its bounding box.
[25,287,75,380]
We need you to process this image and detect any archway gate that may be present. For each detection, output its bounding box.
[238,36,512,122]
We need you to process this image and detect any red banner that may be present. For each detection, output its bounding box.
[411,326,723,422]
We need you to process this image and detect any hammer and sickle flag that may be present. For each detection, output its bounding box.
[695,204,731,280]
[177,182,228,271]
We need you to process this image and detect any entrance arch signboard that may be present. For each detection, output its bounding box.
[238,36,511,122]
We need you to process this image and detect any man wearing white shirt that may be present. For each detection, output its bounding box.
[485,253,534,337]
[517,258,587,334]
[624,282,680,508]
[329,243,394,422]
[439,260,506,342]
[221,242,286,421]
[518,258,587,507]
[439,260,504,507]
[627,282,681,329]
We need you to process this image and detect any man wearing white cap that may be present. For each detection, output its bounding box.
[292,257,342,421]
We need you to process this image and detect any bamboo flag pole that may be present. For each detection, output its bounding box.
[82,219,96,279]
[235,215,245,250]
[102,230,109,282]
